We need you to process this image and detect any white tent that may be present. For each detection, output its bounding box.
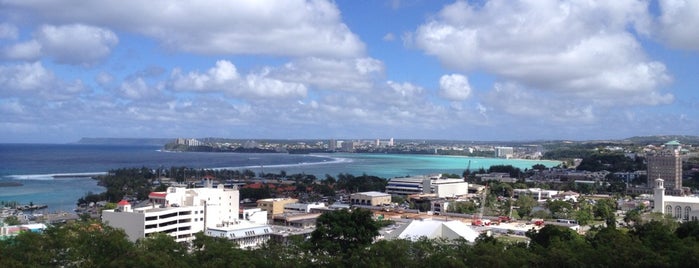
[384,219,480,242]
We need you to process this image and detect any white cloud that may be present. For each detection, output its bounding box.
[482,82,596,123]
[657,0,699,50]
[0,23,18,39]
[4,0,364,58]
[383,33,396,41]
[36,24,118,65]
[170,60,239,92]
[0,61,87,100]
[439,74,472,101]
[169,60,306,99]
[117,77,162,100]
[3,40,41,60]
[95,72,114,87]
[414,0,670,105]
[276,57,383,91]
[243,69,307,99]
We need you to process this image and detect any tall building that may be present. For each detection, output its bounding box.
[647,140,682,190]
[494,147,514,159]
[102,181,239,242]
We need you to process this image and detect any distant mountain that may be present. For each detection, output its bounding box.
[624,135,699,145]
[75,137,173,146]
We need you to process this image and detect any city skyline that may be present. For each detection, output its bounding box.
[1,0,698,143]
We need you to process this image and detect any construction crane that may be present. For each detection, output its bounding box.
[472,184,490,226]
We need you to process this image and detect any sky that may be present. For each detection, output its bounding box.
[1,0,698,143]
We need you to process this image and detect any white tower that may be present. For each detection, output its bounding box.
[653,178,665,213]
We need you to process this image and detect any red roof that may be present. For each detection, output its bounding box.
[149,192,167,198]
[117,200,130,206]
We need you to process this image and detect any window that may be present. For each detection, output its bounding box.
[675,206,682,219]
[685,206,691,220]
[666,205,672,215]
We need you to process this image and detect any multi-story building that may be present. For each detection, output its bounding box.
[257,198,299,219]
[102,181,239,243]
[386,174,468,197]
[494,147,514,159]
[350,191,392,206]
[647,140,682,190]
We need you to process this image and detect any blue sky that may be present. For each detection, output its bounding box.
[1,0,698,143]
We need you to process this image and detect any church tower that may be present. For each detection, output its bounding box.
[653,178,665,213]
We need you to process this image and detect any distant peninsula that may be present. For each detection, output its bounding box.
[75,137,173,146]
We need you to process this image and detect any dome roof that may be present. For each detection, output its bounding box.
[117,200,130,206]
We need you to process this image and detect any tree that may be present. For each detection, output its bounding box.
[594,198,617,227]
[547,200,573,219]
[574,202,594,226]
[624,209,642,226]
[3,215,21,225]
[516,195,537,219]
[309,209,379,257]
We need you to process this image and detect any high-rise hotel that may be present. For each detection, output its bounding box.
[647,140,682,191]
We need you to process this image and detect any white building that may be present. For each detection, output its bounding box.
[386,174,468,197]
[513,188,559,201]
[205,221,273,249]
[102,182,239,243]
[653,179,699,221]
[284,202,327,213]
[495,147,514,158]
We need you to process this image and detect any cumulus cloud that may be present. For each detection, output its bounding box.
[35,24,118,65]
[0,61,87,100]
[276,57,383,91]
[3,40,41,60]
[3,0,364,58]
[482,82,596,123]
[414,0,670,105]
[656,0,699,50]
[0,23,18,39]
[439,74,472,101]
[170,60,239,92]
[169,60,306,99]
[117,77,163,100]
[383,33,396,41]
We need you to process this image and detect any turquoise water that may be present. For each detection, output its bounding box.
[250,153,561,179]
[0,144,560,212]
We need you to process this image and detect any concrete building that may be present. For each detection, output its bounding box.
[513,188,558,201]
[350,191,392,206]
[386,174,468,197]
[284,202,326,213]
[495,147,514,158]
[647,140,683,190]
[257,198,299,219]
[477,172,516,183]
[205,221,273,249]
[653,179,699,221]
[102,182,239,243]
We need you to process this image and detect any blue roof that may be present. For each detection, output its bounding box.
[665,140,681,145]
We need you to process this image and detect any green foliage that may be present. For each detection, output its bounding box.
[516,195,537,219]
[309,209,379,256]
[488,165,522,178]
[576,152,645,172]
[3,215,699,267]
[449,200,478,214]
[334,173,387,193]
[3,215,21,225]
[547,200,573,218]
[594,198,617,227]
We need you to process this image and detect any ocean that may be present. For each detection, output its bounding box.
[0,144,560,212]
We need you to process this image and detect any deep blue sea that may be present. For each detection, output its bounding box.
[0,144,560,212]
